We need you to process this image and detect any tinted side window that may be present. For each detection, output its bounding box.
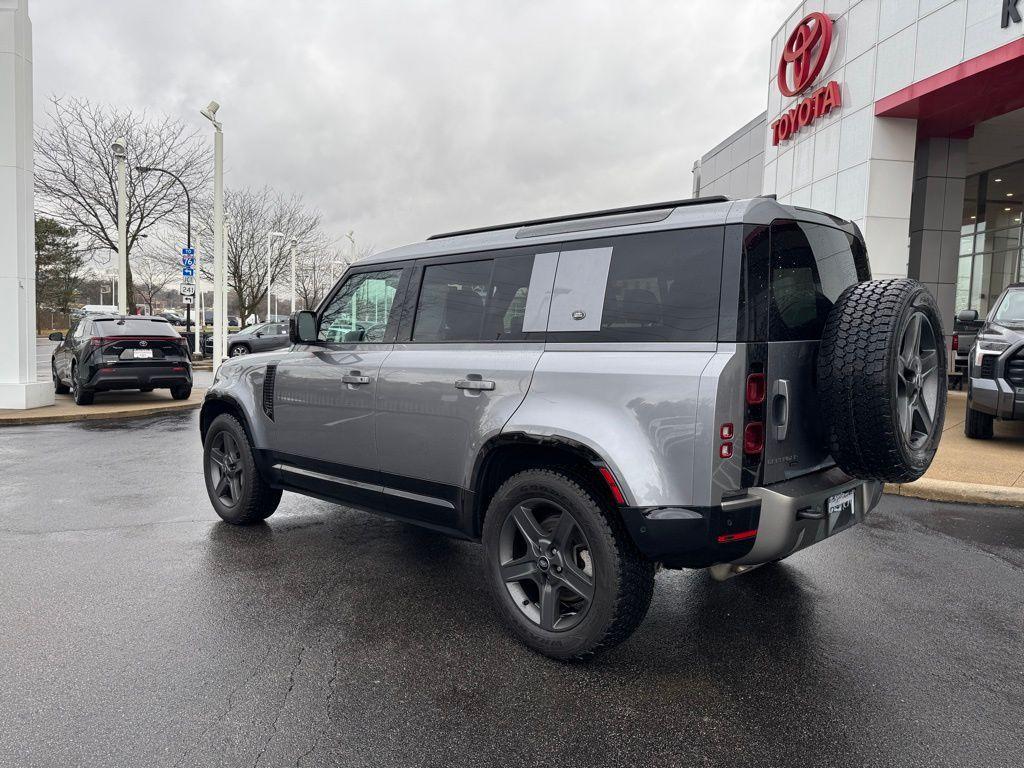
[770,222,860,342]
[319,269,402,342]
[483,253,534,340]
[413,260,492,342]
[548,227,725,342]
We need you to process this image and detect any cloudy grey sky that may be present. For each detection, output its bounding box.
[31,0,795,253]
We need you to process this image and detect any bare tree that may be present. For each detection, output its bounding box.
[34,95,211,311]
[198,186,321,321]
[131,241,182,314]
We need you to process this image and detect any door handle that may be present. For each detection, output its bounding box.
[772,379,790,441]
[455,377,495,391]
[342,371,371,385]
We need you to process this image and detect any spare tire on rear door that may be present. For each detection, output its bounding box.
[817,278,946,483]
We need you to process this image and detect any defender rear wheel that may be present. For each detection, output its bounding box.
[203,414,281,524]
[482,469,655,660]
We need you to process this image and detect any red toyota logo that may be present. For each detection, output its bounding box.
[778,12,834,97]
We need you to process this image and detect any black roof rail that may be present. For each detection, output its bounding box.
[426,196,730,241]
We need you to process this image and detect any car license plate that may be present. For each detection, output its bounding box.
[133,349,153,359]
[827,489,856,534]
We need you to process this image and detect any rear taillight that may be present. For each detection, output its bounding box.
[90,337,109,348]
[746,373,766,405]
[739,358,767,486]
[951,333,959,351]
[744,421,764,455]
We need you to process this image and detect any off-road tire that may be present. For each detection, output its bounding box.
[964,405,994,439]
[170,385,192,400]
[482,469,656,661]
[203,414,281,524]
[53,365,70,395]
[70,364,94,406]
[818,279,946,483]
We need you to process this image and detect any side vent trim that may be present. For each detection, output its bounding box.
[262,364,277,420]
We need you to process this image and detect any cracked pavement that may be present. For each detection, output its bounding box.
[1,411,1023,767]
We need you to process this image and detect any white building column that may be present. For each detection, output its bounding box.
[0,0,51,410]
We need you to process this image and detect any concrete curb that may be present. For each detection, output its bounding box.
[885,478,1024,508]
[0,394,204,427]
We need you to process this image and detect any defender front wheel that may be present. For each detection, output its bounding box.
[203,414,281,524]
[482,469,655,660]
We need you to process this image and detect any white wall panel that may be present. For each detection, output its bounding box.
[813,120,841,180]
[914,0,967,81]
[879,0,919,41]
[874,24,917,99]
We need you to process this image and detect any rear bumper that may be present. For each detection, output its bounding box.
[87,364,192,391]
[621,466,883,568]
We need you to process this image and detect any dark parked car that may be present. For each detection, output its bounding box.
[964,283,1024,438]
[49,314,193,405]
[228,322,290,356]
[201,310,240,328]
[160,310,186,326]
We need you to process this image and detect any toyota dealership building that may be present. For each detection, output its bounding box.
[693,0,1024,334]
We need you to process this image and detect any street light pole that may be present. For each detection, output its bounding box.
[222,219,231,361]
[112,138,128,315]
[289,237,298,314]
[136,165,193,338]
[201,101,224,370]
[266,231,284,321]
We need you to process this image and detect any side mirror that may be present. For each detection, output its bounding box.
[254,331,264,338]
[957,309,979,323]
[289,311,318,344]
[48,332,64,342]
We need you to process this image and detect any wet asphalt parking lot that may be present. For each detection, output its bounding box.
[1,410,1022,767]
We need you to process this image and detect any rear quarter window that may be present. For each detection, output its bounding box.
[545,227,725,343]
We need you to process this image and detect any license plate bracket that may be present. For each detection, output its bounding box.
[827,489,856,534]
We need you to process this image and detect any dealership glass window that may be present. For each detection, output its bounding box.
[956,160,1024,314]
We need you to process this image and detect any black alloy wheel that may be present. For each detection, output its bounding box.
[895,310,940,450]
[203,414,281,524]
[208,430,245,509]
[52,363,70,395]
[498,499,595,632]
[70,363,94,405]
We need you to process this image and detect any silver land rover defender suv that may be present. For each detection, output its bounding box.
[200,197,947,660]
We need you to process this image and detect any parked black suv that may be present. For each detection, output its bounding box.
[50,314,193,405]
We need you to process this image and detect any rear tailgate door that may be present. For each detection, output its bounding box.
[763,220,867,483]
